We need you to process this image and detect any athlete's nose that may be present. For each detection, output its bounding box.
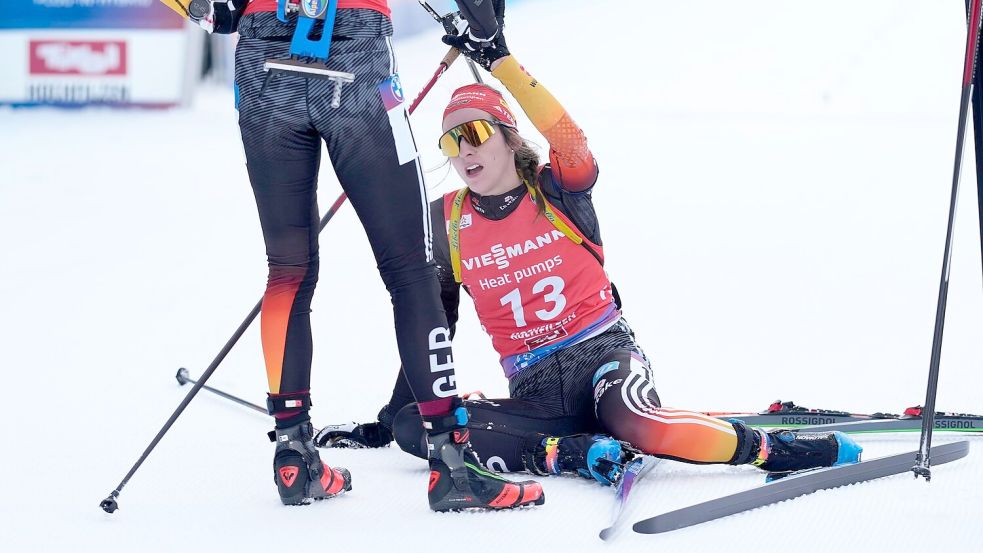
[458,139,478,157]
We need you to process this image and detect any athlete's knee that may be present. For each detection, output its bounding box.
[378,260,436,294]
[266,264,309,285]
[265,262,319,307]
[392,403,428,460]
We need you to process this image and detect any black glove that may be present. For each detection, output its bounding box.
[446,0,509,71]
[453,0,503,42]
[315,421,394,448]
[442,31,509,72]
[315,404,397,448]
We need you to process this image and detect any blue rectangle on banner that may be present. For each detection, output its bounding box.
[1,0,184,30]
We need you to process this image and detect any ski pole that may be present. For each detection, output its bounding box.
[99,45,463,514]
[966,0,983,303]
[176,368,267,415]
[912,0,983,481]
[411,46,461,112]
[98,193,349,514]
[177,368,349,440]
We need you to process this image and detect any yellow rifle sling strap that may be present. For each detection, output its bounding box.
[524,180,584,246]
[449,187,469,283]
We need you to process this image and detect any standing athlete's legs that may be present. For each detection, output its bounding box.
[236,35,350,504]
[238,36,324,423]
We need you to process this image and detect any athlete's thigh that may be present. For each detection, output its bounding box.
[309,37,431,274]
[235,37,322,264]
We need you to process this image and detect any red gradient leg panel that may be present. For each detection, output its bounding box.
[260,269,303,394]
[594,352,739,463]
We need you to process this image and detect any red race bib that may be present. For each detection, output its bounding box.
[444,191,619,377]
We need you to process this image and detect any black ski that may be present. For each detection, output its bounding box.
[711,401,983,433]
[632,441,970,534]
[795,415,983,434]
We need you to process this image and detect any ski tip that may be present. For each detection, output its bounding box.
[599,528,613,541]
[632,519,663,534]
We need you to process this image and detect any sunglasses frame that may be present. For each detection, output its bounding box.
[438,119,515,157]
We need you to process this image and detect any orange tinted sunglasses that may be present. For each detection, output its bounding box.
[438,119,514,157]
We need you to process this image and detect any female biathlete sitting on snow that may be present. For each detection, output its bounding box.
[322,22,863,485]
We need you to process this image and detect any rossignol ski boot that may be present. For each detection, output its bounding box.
[752,429,863,477]
[426,407,545,512]
[726,420,862,478]
[270,422,352,505]
[524,434,634,486]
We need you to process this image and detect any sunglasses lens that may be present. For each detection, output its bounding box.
[439,131,461,157]
[439,120,497,157]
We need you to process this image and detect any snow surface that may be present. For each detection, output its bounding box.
[2,0,983,550]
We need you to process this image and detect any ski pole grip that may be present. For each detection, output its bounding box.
[442,46,461,67]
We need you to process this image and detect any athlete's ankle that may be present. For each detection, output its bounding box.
[268,390,312,429]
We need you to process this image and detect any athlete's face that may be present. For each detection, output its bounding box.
[442,108,521,196]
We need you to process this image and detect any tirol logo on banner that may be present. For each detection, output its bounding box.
[30,40,128,76]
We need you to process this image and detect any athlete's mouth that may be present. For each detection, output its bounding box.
[466,164,483,177]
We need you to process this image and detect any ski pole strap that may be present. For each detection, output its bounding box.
[447,180,588,283]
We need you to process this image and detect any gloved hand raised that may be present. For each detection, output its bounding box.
[453,0,505,43]
[446,0,509,71]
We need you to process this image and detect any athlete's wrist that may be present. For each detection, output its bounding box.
[489,56,509,72]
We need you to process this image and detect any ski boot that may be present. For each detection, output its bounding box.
[525,434,634,486]
[752,429,862,478]
[270,421,352,505]
[426,407,545,512]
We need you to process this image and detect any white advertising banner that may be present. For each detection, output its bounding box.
[1,1,194,107]
[0,29,191,106]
